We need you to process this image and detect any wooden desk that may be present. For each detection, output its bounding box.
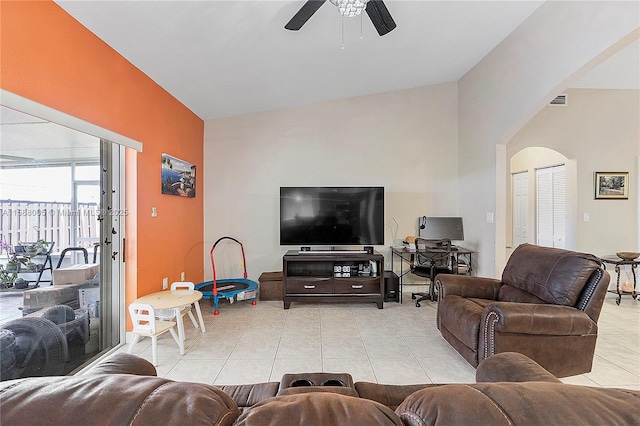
[134,289,206,354]
[390,246,475,303]
[600,255,639,305]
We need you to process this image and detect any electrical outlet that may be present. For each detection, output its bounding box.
[151,207,157,217]
[181,272,185,281]
[162,277,168,290]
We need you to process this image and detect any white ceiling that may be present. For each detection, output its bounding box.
[55,0,549,120]
[1,1,637,166]
[53,0,639,120]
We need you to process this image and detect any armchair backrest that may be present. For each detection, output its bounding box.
[499,244,606,314]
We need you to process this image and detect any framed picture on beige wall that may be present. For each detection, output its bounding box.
[594,172,629,199]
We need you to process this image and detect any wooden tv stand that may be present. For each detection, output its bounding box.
[282,250,384,309]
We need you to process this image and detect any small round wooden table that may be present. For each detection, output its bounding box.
[134,289,206,354]
[600,255,639,305]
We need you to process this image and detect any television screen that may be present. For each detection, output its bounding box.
[280,187,384,246]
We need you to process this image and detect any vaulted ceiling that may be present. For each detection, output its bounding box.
[54,0,637,121]
[2,1,638,166]
[56,0,549,120]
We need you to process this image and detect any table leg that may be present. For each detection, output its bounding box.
[194,301,206,333]
[614,264,622,306]
[175,307,185,354]
[632,264,638,300]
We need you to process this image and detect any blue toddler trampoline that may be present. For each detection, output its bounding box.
[195,237,257,315]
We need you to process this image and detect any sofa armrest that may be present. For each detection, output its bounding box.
[475,352,562,383]
[483,303,596,335]
[0,375,240,425]
[436,274,502,300]
[84,353,157,376]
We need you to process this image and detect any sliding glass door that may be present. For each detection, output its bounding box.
[0,106,126,378]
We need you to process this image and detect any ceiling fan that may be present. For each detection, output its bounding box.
[285,0,397,36]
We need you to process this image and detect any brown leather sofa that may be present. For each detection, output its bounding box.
[435,243,610,377]
[1,352,638,425]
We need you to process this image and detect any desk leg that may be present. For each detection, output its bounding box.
[399,256,403,304]
[175,307,186,354]
[194,301,206,333]
[393,250,403,304]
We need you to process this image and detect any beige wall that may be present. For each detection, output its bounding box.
[507,89,639,258]
[204,83,459,280]
[458,1,639,277]
[203,2,639,281]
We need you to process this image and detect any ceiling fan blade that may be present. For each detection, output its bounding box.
[366,0,396,36]
[285,0,327,31]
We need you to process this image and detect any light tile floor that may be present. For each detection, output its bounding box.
[117,291,640,389]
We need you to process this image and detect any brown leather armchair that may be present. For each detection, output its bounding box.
[435,243,610,378]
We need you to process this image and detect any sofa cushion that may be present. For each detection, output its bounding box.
[438,295,492,349]
[216,382,280,410]
[354,382,439,410]
[497,284,547,304]
[236,393,403,425]
[501,244,601,306]
[0,374,240,426]
[396,384,513,426]
[396,382,640,426]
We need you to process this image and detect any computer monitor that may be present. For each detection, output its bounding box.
[419,217,464,241]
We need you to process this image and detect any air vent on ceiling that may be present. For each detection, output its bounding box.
[548,94,568,107]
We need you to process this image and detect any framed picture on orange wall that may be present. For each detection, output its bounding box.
[161,153,196,198]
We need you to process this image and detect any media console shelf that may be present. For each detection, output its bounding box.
[283,250,384,309]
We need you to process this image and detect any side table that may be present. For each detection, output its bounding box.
[600,255,639,305]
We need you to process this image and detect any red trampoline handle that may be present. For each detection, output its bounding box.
[209,245,218,296]
[210,237,249,294]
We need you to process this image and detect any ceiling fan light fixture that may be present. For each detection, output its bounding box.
[285,0,395,37]
[329,0,370,18]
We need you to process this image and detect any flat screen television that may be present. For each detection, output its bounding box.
[280,187,384,246]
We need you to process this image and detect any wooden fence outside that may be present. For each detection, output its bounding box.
[0,200,99,252]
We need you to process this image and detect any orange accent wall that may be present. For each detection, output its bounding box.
[1,1,205,327]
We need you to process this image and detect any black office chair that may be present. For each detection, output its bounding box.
[410,238,454,307]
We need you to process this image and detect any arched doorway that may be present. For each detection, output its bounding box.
[497,146,578,273]
[506,147,578,257]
